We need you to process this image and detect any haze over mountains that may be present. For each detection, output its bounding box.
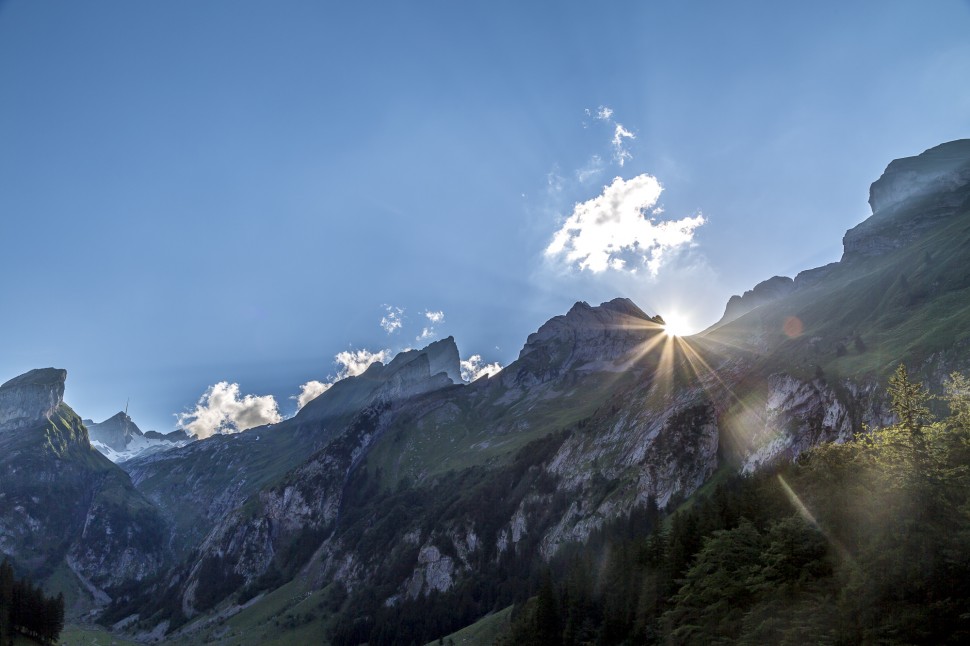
[1,140,969,644]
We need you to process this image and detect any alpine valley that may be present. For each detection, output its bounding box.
[3,140,970,645]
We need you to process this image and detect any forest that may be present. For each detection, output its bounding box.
[0,559,64,646]
[499,365,970,644]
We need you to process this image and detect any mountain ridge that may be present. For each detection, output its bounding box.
[4,139,970,645]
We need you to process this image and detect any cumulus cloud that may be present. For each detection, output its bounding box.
[380,305,404,334]
[293,347,390,410]
[460,355,503,382]
[334,348,390,378]
[545,174,706,275]
[177,382,282,439]
[295,380,332,409]
[425,310,444,324]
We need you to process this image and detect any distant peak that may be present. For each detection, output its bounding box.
[388,335,462,384]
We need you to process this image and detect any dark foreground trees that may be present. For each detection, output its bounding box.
[500,367,970,644]
[0,559,65,646]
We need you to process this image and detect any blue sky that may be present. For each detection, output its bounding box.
[1,1,968,434]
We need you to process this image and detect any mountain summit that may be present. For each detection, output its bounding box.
[0,367,67,432]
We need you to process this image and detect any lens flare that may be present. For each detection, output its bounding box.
[662,313,692,337]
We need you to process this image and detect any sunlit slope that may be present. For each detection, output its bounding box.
[365,300,675,488]
[706,189,970,383]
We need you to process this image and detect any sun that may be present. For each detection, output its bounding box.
[662,312,693,337]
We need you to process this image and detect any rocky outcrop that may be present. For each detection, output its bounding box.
[868,139,970,215]
[502,298,659,392]
[405,545,455,599]
[843,139,970,261]
[298,337,463,423]
[0,368,67,432]
[0,368,169,597]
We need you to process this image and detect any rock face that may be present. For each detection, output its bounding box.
[843,139,970,261]
[505,298,658,390]
[0,368,67,432]
[298,336,462,422]
[172,339,468,616]
[868,139,970,215]
[0,368,169,598]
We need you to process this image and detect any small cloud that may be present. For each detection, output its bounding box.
[595,105,614,121]
[295,380,332,410]
[291,347,390,410]
[380,305,404,334]
[417,309,444,341]
[177,382,282,439]
[576,155,604,183]
[544,174,705,275]
[334,348,390,378]
[547,168,565,193]
[612,124,635,166]
[460,355,503,382]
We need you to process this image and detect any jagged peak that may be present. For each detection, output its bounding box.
[518,297,658,364]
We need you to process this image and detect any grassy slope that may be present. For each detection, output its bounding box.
[424,605,513,646]
[59,625,142,645]
[712,198,970,384]
[367,368,644,490]
[168,578,336,646]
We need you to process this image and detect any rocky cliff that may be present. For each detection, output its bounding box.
[0,369,169,605]
[843,139,970,261]
[0,368,67,432]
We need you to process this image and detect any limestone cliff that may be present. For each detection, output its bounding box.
[0,368,67,432]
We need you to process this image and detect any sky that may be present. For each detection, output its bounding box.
[1,1,969,434]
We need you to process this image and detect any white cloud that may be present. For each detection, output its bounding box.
[291,348,390,411]
[545,174,706,275]
[334,348,390,378]
[380,305,404,334]
[594,105,614,121]
[576,155,604,183]
[612,124,635,166]
[460,355,503,382]
[295,380,332,409]
[416,310,444,341]
[584,105,635,167]
[177,382,282,439]
[547,168,565,193]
